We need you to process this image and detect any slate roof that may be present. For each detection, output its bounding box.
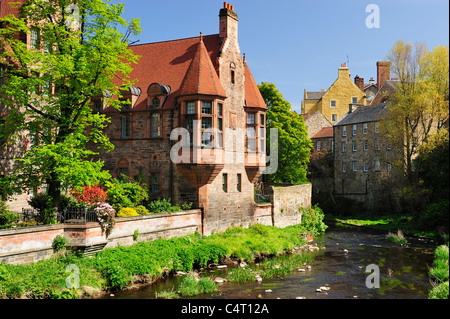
[305,91,325,100]
[334,103,388,126]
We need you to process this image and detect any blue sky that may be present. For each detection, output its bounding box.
[114,0,449,113]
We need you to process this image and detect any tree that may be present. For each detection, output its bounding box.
[0,0,141,206]
[258,82,312,184]
[382,41,449,181]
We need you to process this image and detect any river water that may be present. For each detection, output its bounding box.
[104,225,437,300]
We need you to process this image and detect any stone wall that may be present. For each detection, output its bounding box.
[269,184,312,228]
[0,210,202,265]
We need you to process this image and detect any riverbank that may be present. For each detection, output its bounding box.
[0,221,325,299]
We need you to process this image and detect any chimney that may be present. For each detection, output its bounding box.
[354,75,364,92]
[349,103,356,114]
[338,63,349,79]
[377,61,390,92]
[219,2,238,40]
[369,77,375,85]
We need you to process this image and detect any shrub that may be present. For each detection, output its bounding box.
[0,202,19,228]
[135,205,150,215]
[52,235,67,252]
[117,207,139,218]
[417,200,449,232]
[93,203,116,237]
[57,194,87,212]
[28,193,56,225]
[429,245,449,299]
[300,205,328,235]
[105,177,149,210]
[71,185,107,207]
[102,265,132,290]
[178,275,217,296]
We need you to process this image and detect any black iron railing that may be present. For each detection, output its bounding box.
[61,209,97,223]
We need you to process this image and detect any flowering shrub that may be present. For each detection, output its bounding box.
[94,202,116,238]
[71,185,108,207]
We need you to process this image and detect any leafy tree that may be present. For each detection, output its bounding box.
[383,41,449,181]
[258,82,312,184]
[0,0,141,206]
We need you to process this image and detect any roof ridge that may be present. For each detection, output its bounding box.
[129,34,220,48]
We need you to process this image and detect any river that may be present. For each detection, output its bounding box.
[103,225,437,299]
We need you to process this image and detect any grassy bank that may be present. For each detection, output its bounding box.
[0,220,324,299]
[428,244,449,299]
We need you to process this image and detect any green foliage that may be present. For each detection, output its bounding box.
[117,207,139,218]
[258,82,312,185]
[0,0,141,203]
[0,202,19,228]
[416,200,449,232]
[52,235,67,252]
[178,275,218,297]
[133,229,140,242]
[300,205,328,235]
[147,198,181,214]
[101,265,132,290]
[429,245,449,299]
[28,193,57,225]
[105,177,149,210]
[415,129,449,203]
[134,205,150,215]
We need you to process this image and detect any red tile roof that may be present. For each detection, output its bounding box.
[178,36,226,98]
[311,127,333,139]
[117,34,222,111]
[244,60,267,109]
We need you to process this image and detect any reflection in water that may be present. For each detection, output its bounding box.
[104,226,436,299]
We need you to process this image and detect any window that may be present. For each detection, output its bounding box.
[352,97,358,104]
[222,173,228,192]
[352,140,357,152]
[316,141,321,152]
[352,161,357,172]
[387,163,392,172]
[260,114,265,126]
[374,160,381,172]
[231,70,235,85]
[363,161,369,172]
[186,101,195,115]
[201,117,213,147]
[342,126,347,137]
[332,114,337,122]
[374,122,379,133]
[330,100,336,108]
[363,140,368,151]
[121,115,130,139]
[363,123,368,134]
[247,113,256,152]
[341,142,346,152]
[217,103,223,116]
[151,113,161,138]
[217,103,223,148]
[150,173,160,193]
[374,139,380,151]
[352,124,357,136]
[151,97,160,108]
[260,114,266,153]
[247,113,255,125]
[237,174,242,192]
[201,101,212,114]
[120,98,131,111]
[31,28,39,50]
[202,117,212,129]
[342,163,346,173]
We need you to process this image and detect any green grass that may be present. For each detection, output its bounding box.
[0,222,320,299]
[428,244,449,299]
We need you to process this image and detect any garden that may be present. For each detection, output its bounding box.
[0,175,192,234]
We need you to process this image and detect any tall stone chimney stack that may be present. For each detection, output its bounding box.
[219,2,238,41]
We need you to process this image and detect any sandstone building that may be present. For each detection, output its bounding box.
[91,3,267,234]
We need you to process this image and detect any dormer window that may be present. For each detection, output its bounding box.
[120,98,131,111]
[147,83,170,109]
[151,97,160,108]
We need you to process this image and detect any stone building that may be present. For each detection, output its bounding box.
[333,103,401,212]
[301,63,366,125]
[92,3,267,234]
